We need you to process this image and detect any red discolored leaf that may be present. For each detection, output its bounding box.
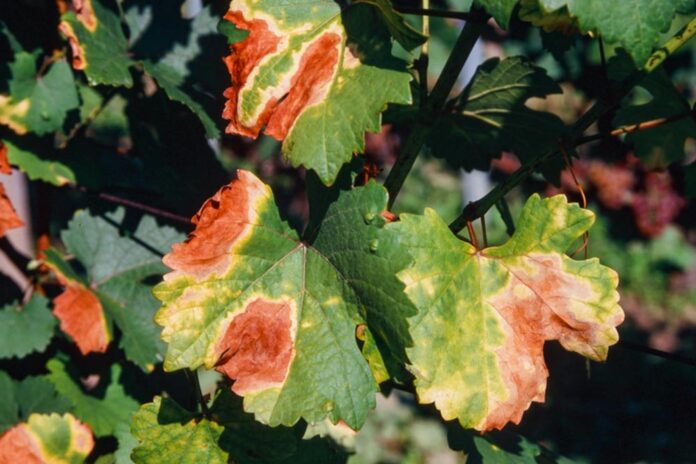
[53,283,109,355]
[0,142,10,174]
[0,183,23,238]
[58,22,87,70]
[215,298,295,395]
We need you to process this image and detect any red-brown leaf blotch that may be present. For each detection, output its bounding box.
[215,298,294,394]
[221,10,341,140]
[482,253,624,431]
[53,282,109,355]
[0,183,23,238]
[163,170,268,280]
[222,11,282,138]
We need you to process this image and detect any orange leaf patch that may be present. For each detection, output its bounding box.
[0,183,23,238]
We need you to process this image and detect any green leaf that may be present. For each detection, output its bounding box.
[131,391,347,464]
[3,138,76,186]
[222,0,412,184]
[131,397,228,464]
[354,0,427,51]
[60,0,134,87]
[387,194,624,431]
[154,171,424,429]
[428,57,565,177]
[46,358,138,437]
[0,372,71,433]
[614,70,696,167]
[114,423,137,464]
[677,0,696,14]
[139,6,226,138]
[0,52,79,136]
[51,208,185,368]
[0,371,18,433]
[142,61,219,139]
[527,0,678,65]
[0,295,56,359]
[477,0,519,27]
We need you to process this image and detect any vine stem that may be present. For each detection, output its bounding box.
[74,185,192,224]
[385,15,487,207]
[449,15,696,232]
[575,108,696,145]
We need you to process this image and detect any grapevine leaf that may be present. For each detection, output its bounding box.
[46,209,184,368]
[154,171,420,428]
[476,0,519,27]
[139,6,227,138]
[614,70,696,168]
[0,413,94,464]
[0,372,17,433]
[354,0,427,51]
[46,358,139,437]
[0,182,23,237]
[0,295,57,359]
[59,0,134,87]
[4,138,76,186]
[388,194,624,431]
[526,0,678,65]
[114,423,137,464]
[0,373,71,433]
[677,0,696,14]
[428,57,565,180]
[0,52,79,136]
[142,61,219,139]
[44,248,112,356]
[131,392,347,464]
[221,0,412,184]
[130,396,229,464]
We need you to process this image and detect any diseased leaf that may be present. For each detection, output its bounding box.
[428,57,565,179]
[4,138,76,186]
[522,0,678,65]
[388,194,624,431]
[0,182,23,237]
[221,0,412,184]
[0,52,79,136]
[46,359,138,437]
[0,295,57,359]
[45,249,111,356]
[59,0,134,87]
[0,413,94,464]
[155,171,417,428]
[46,209,184,368]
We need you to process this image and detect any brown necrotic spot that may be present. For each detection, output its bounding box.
[162,170,267,280]
[215,298,294,395]
[222,11,282,138]
[264,32,341,140]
